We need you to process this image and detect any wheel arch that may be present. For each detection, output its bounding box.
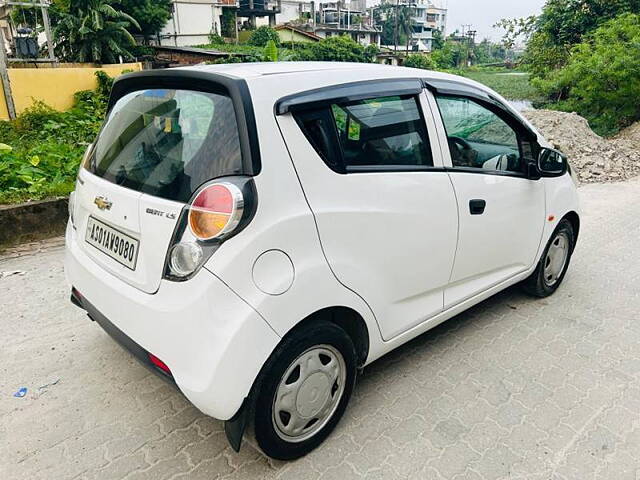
[562,211,580,249]
[285,306,370,367]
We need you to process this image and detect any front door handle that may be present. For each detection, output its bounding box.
[469,199,486,215]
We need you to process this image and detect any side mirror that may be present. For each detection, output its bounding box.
[538,147,568,177]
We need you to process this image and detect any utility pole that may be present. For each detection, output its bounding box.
[0,27,16,119]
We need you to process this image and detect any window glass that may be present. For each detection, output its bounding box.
[331,96,433,168]
[436,96,523,173]
[88,89,243,203]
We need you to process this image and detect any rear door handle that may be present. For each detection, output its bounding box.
[469,199,486,215]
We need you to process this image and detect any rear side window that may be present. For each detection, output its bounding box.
[295,95,433,172]
[87,89,243,203]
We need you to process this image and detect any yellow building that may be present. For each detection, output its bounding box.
[275,25,321,44]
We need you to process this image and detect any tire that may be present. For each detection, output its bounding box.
[523,218,575,298]
[253,321,357,460]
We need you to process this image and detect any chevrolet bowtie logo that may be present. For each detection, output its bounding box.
[94,196,113,211]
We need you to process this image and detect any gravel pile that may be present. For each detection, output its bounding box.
[523,110,640,183]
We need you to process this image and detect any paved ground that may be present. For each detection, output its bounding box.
[2,179,640,480]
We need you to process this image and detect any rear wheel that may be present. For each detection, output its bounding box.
[523,219,575,297]
[253,322,356,460]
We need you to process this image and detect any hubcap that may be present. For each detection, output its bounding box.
[272,345,346,443]
[544,231,569,287]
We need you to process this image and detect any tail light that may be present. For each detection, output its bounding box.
[188,183,244,240]
[164,177,256,281]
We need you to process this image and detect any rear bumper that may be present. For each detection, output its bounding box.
[65,222,281,420]
[72,288,179,387]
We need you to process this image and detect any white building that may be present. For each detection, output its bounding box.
[159,0,237,47]
[158,0,381,48]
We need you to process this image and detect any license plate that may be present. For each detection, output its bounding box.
[85,216,139,270]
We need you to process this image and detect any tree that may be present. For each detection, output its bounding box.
[54,0,140,64]
[397,6,414,53]
[534,13,640,135]
[494,15,537,50]
[248,26,280,47]
[403,53,434,69]
[511,0,640,81]
[115,0,172,42]
[431,29,445,50]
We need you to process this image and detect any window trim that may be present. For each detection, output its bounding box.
[294,92,438,174]
[433,92,539,178]
[276,78,424,115]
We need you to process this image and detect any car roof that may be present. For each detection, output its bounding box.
[176,61,480,88]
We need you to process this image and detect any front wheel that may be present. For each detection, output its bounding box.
[523,219,575,298]
[253,322,357,460]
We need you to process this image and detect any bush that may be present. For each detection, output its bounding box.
[534,13,640,135]
[208,32,225,45]
[296,35,375,63]
[248,26,280,47]
[0,71,113,204]
[403,54,434,70]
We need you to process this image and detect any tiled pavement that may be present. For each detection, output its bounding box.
[2,179,640,480]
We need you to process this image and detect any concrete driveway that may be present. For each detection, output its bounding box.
[2,179,639,480]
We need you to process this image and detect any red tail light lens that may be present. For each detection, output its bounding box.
[188,183,244,240]
[148,353,171,375]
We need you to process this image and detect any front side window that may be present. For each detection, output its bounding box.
[295,95,433,172]
[436,96,524,174]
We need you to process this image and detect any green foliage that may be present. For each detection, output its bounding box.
[248,26,280,47]
[521,0,640,82]
[375,3,412,47]
[53,0,141,64]
[115,0,172,41]
[462,69,543,102]
[431,30,445,50]
[403,54,434,70]
[208,32,226,45]
[534,13,640,135]
[431,40,467,69]
[0,71,114,204]
[494,16,538,49]
[263,39,278,62]
[295,35,376,63]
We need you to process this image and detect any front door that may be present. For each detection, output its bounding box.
[430,93,546,307]
[277,88,458,340]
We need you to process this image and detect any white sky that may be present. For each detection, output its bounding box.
[367,0,547,41]
[444,0,546,40]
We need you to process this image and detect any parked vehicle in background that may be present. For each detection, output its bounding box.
[65,62,580,459]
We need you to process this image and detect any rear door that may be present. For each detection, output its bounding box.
[429,92,546,306]
[73,87,244,293]
[277,81,458,340]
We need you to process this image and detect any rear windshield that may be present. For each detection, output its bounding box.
[87,88,243,203]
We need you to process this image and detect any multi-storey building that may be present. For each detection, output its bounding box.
[381,0,447,52]
[158,0,381,47]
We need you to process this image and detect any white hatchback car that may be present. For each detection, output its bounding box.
[66,62,580,459]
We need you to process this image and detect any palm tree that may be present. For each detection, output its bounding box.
[397,6,414,54]
[54,0,140,64]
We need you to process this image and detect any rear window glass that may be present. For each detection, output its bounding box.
[87,89,243,203]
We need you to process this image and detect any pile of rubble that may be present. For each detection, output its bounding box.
[524,110,640,183]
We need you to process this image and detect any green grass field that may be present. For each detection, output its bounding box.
[461,70,543,102]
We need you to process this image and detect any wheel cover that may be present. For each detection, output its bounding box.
[544,231,570,287]
[272,344,346,443]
